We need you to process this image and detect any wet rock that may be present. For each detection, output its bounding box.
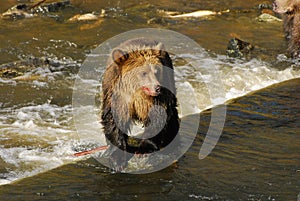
[67,10,106,30]
[261,8,275,15]
[167,10,218,18]
[45,0,70,12]
[226,37,254,58]
[1,5,35,19]
[160,9,229,19]
[147,17,166,24]
[67,10,105,22]
[256,13,282,22]
[1,0,70,20]
[0,58,40,79]
[0,56,79,80]
[258,3,273,10]
[257,3,282,21]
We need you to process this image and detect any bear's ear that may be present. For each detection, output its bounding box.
[112,49,128,66]
[154,43,167,58]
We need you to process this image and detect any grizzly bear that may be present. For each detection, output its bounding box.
[101,38,179,170]
[273,0,300,58]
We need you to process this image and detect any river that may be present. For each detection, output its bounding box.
[0,0,299,200]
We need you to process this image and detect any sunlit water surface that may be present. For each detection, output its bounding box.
[0,0,299,200]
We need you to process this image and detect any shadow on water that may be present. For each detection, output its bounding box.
[0,78,299,201]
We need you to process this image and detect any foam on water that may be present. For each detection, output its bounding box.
[0,78,17,85]
[174,54,300,111]
[0,103,84,185]
[1,47,300,184]
[0,140,85,185]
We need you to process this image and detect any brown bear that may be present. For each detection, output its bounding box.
[273,0,300,58]
[101,38,179,170]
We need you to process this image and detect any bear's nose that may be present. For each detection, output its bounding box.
[155,85,161,94]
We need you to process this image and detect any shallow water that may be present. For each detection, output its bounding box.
[0,0,299,200]
[0,78,299,200]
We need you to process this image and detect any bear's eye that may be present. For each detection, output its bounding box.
[141,72,147,77]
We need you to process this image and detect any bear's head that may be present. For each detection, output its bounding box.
[111,45,167,97]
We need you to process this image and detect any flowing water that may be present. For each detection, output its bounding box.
[0,0,299,200]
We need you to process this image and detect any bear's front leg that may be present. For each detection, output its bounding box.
[138,138,159,154]
[104,127,133,172]
[137,103,168,153]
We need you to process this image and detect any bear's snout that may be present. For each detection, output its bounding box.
[141,84,161,96]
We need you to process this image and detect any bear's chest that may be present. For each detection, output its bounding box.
[129,90,155,122]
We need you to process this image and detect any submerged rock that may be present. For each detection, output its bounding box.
[68,13,98,22]
[226,37,254,58]
[0,57,45,79]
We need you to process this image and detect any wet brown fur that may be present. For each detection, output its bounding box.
[101,38,179,169]
[274,0,300,58]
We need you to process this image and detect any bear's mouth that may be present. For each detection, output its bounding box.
[141,86,159,96]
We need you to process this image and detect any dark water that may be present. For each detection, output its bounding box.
[0,0,299,200]
[0,78,299,201]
